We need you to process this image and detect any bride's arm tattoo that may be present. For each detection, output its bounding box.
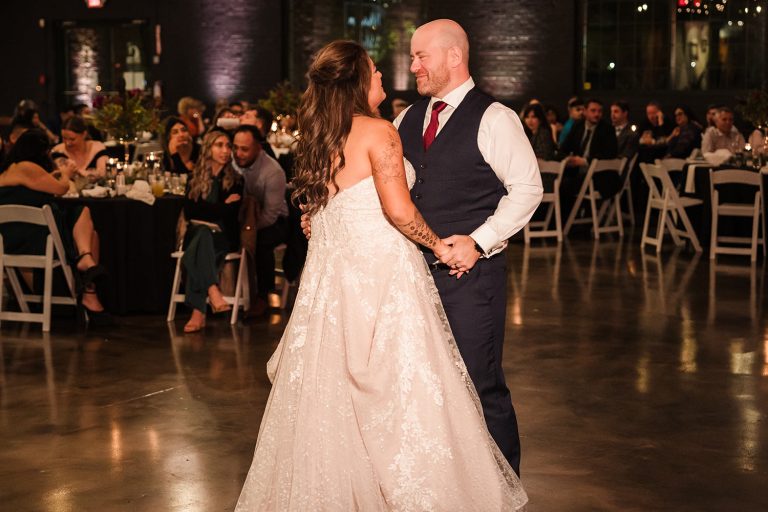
[372,127,405,185]
[372,124,441,250]
[396,210,440,249]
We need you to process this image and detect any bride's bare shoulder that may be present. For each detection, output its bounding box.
[352,116,400,146]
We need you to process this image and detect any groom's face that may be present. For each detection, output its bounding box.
[410,31,450,97]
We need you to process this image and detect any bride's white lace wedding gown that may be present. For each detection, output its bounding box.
[235,164,527,511]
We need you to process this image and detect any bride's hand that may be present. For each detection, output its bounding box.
[433,240,450,260]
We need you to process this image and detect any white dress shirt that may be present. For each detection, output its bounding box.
[393,77,543,256]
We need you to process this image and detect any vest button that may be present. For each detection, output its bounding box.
[419,163,426,169]
[415,194,422,200]
[417,178,424,184]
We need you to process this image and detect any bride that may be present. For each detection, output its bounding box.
[235,40,527,511]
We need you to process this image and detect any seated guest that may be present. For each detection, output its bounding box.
[13,99,59,145]
[229,101,245,117]
[49,105,75,140]
[701,107,745,154]
[2,119,35,160]
[73,103,104,141]
[558,97,585,146]
[665,105,702,158]
[0,129,110,323]
[522,103,556,160]
[240,108,277,160]
[211,107,240,134]
[177,97,206,139]
[610,101,638,158]
[391,98,409,120]
[704,104,722,129]
[181,130,243,333]
[51,116,108,178]
[544,104,563,142]
[558,99,619,217]
[231,125,289,317]
[638,101,673,144]
[162,117,200,174]
[559,98,618,166]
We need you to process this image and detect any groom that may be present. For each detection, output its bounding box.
[393,19,542,475]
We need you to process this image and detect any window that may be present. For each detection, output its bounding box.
[582,0,766,91]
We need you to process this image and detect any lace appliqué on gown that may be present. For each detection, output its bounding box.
[235,159,527,511]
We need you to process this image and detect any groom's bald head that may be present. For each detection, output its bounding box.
[413,19,470,66]
[410,19,471,97]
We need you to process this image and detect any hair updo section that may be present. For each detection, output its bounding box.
[307,40,371,87]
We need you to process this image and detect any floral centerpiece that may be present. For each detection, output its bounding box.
[257,81,302,119]
[737,88,768,129]
[92,90,162,141]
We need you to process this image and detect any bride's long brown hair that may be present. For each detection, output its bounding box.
[292,40,378,215]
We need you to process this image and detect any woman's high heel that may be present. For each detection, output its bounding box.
[78,290,115,327]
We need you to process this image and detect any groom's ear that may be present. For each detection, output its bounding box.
[447,46,463,68]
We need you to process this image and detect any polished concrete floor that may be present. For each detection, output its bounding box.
[1,235,767,511]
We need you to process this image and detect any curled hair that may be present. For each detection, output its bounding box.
[187,130,239,201]
[292,40,377,215]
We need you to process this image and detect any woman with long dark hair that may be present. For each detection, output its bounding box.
[522,102,557,160]
[179,129,242,333]
[235,40,526,511]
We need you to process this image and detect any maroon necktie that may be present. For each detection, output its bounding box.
[423,101,448,151]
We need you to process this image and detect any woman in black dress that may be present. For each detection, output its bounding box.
[0,129,110,322]
[50,116,109,178]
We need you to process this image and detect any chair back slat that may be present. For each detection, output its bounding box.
[536,158,566,176]
[590,158,626,174]
[710,169,761,187]
[655,158,686,173]
[0,205,47,226]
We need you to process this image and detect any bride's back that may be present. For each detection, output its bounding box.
[329,115,387,193]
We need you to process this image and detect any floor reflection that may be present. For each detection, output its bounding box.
[1,236,767,511]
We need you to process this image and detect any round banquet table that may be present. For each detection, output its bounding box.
[56,195,184,315]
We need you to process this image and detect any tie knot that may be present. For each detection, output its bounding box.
[431,101,447,115]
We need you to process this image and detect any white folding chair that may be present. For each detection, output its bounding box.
[167,246,250,324]
[709,169,765,262]
[524,158,567,243]
[0,205,78,331]
[564,157,627,239]
[617,153,638,225]
[639,163,703,253]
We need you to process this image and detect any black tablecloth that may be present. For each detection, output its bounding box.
[680,164,768,247]
[57,195,184,315]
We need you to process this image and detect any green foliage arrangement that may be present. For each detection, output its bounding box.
[257,81,302,117]
[92,90,162,140]
[738,88,768,129]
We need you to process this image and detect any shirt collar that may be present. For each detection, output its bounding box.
[429,77,475,111]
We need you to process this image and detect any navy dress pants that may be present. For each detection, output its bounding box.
[430,254,522,476]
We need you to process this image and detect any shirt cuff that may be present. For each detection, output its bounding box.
[470,224,505,257]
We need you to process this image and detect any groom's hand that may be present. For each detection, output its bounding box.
[300,209,311,239]
[439,235,481,277]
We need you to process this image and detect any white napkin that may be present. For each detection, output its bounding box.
[81,185,111,198]
[125,180,156,205]
[703,149,732,167]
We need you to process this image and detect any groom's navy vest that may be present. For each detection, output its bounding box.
[399,88,505,258]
